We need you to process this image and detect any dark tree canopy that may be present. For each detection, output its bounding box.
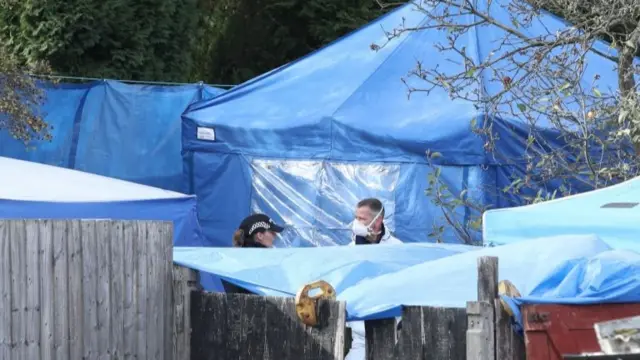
[0,0,200,82]
[191,0,395,84]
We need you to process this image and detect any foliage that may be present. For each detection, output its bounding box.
[0,45,52,144]
[0,0,200,82]
[192,0,394,84]
[378,0,640,244]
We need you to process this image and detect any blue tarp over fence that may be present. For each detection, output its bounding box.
[182,0,619,248]
[174,234,617,321]
[0,79,225,192]
[174,242,476,296]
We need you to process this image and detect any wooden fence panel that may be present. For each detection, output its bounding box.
[399,306,467,360]
[0,219,173,360]
[190,291,346,360]
[172,265,200,360]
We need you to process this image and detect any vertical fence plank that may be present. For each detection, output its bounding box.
[365,318,397,360]
[146,222,161,360]
[81,221,99,359]
[25,220,42,359]
[53,220,70,360]
[0,221,11,360]
[172,267,186,360]
[135,221,148,360]
[162,223,174,360]
[10,221,27,359]
[67,221,88,359]
[123,221,138,358]
[39,220,55,360]
[96,221,112,357]
[173,266,199,360]
[110,221,126,359]
[67,221,84,360]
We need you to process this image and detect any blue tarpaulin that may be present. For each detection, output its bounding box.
[174,242,476,296]
[0,80,225,193]
[483,176,640,251]
[182,0,619,248]
[0,156,206,247]
[173,234,612,321]
[502,249,640,331]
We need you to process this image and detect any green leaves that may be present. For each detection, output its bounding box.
[0,0,200,82]
[0,46,52,144]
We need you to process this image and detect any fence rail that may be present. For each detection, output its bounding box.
[0,219,174,360]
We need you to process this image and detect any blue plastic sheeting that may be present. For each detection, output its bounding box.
[0,156,207,247]
[174,243,476,295]
[483,176,640,252]
[341,235,610,320]
[174,235,610,321]
[501,249,640,331]
[0,80,225,192]
[182,0,618,247]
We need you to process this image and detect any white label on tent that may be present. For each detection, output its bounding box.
[197,127,216,141]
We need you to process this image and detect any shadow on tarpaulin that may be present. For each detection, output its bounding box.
[0,79,225,193]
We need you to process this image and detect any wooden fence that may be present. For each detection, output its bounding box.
[0,219,524,360]
[174,256,526,360]
[0,219,174,360]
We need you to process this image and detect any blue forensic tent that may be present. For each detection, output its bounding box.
[483,176,640,252]
[182,0,619,247]
[0,80,225,192]
[0,156,207,247]
[174,242,476,296]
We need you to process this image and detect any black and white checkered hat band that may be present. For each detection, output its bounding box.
[248,221,270,235]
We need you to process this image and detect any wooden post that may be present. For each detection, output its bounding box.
[466,256,498,360]
[172,265,200,360]
[190,292,346,360]
[365,318,397,360]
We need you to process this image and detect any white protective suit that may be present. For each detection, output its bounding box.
[345,230,402,360]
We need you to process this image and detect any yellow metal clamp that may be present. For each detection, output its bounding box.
[295,280,336,327]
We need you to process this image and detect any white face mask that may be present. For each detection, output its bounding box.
[351,207,383,237]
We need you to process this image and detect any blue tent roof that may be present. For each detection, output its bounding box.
[0,157,206,247]
[483,176,640,251]
[183,0,618,165]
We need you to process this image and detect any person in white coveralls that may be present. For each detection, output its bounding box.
[345,198,403,360]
